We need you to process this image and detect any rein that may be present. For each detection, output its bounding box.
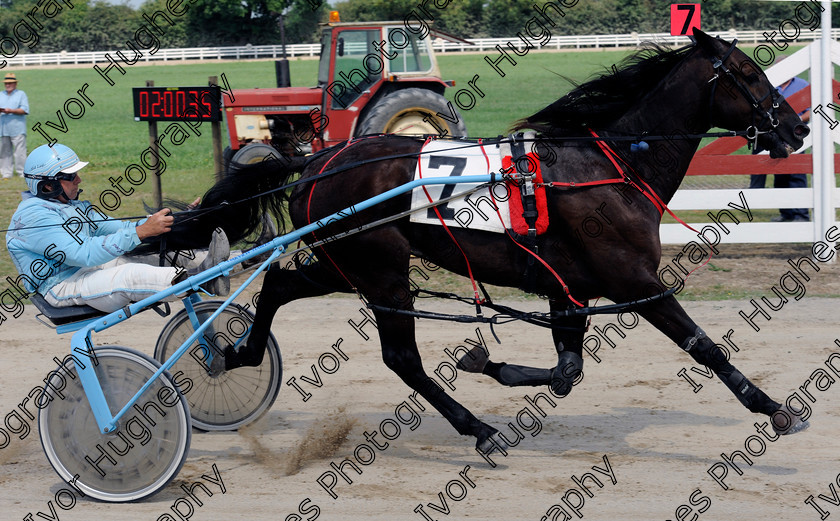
[0,129,754,234]
[145,128,754,232]
[368,287,678,329]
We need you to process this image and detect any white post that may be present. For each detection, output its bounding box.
[817,1,834,250]
[810,3,833,247]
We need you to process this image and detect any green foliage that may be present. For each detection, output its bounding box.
[332,0,480,38]
[483,0,535,38]
[184,0,274,46]
[332,0,418,22]
[139,0,189,49]
[42,2,141,52]
[283,0,330,44]
[434,0,485,38]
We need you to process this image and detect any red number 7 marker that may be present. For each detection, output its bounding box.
[671,4,701,36]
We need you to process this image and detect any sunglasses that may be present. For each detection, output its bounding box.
[54,172,78,182]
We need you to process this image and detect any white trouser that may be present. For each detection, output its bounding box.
[45,256,179,313]
[0,134,26,178]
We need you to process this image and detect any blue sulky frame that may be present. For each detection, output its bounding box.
[69,174,498,434]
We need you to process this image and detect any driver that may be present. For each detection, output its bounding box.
[5,143,229,312]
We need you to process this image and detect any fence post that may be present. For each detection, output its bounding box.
[815,3,836,259]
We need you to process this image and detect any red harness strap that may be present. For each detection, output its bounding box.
[588,130,713,278]
[305,138,371,291]
[590,130,697,228]
[483,146,587,307]
[418,137,484,306]
[544,178,626,189]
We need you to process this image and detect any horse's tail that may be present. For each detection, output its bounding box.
[198,155,307,241]
[142,155,307,252]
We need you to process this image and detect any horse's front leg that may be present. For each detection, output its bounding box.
[456,299,587,398]
[637,294,808,435]
[225,261,352,369]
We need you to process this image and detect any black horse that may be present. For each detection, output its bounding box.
[160,30,810,450]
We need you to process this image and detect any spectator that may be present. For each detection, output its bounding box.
[0,73,29,180]
[749,75,810,222]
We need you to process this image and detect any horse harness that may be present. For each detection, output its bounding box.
[705,38,782,150]
[500,132,543,293]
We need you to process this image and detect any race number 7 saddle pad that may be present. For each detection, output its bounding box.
[409,139,548,235]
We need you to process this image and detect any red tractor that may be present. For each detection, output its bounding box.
[224,13,467,166]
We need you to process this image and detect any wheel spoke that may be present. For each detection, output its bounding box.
[39,347,190,502]
[154,301,282,430]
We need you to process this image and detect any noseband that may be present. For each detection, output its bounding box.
[706,39,782,149]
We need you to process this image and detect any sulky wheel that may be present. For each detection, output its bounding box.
[154,300,282,431]
[356,88,468,138]
[39,346,191,502]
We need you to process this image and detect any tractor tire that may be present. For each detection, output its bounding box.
[222,146,234,173]
[356,88,467,138]
[228,143,281,174]
[226,142,281,251]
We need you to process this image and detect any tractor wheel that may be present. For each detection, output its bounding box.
[356,88,467,138]
[222,146,234,173]
[228,143,281,174]
[226,143,281,252]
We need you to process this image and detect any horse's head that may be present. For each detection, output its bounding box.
[694,29,809,158]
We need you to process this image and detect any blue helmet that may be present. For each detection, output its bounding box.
[23,144,88,198]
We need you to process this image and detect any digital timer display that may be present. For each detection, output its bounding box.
[132,86,222,122]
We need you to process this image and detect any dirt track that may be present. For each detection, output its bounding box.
[1,284,839,520]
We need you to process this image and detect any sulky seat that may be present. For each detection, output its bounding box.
[29,293,104,326]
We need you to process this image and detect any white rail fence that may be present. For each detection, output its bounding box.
[5,29,840,68]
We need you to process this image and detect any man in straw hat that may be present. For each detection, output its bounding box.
[0,72,29,180]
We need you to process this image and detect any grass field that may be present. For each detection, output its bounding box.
[0,46,820,297]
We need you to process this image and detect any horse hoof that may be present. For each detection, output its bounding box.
[457,346,489,373]
[771,405,811,435]
[475,430,510,454]
[549,351,583,397]
[208,349,228,377]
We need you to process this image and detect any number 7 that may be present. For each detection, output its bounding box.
[426,155,467,221]
[678,4,696,36]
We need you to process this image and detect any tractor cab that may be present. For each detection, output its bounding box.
[224,14,466,166]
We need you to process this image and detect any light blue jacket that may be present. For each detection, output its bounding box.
[5,194,144,295]
[0,89,29,137]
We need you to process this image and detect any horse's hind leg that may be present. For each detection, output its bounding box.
[342,238,500,449]
[637,294,808,434]
[371,308,500,449]
[547,300,587,396]
[457,299,587,398]
[225,261,353,369]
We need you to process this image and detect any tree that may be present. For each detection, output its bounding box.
[278,0,330,45]
[139,0,189,49]
[483,0,547,38]
[435,0,485,38]
[46,3,140,52]
[184,0,251,46]
[331,0,418,22]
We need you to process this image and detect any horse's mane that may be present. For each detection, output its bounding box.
[511,42,697,135]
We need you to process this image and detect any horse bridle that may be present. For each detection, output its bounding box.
[706,39,782,149]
